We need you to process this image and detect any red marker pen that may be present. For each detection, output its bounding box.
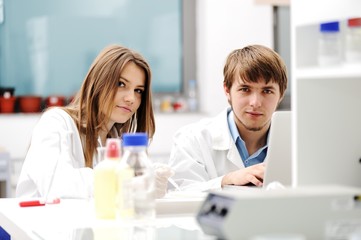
[19,198,61,207]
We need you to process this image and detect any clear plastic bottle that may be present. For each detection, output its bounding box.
[119,133,155,221]
[345,17,361,63]
[116,149,135,219]
[318,21,342,66]
[93,138,120,219]
[187,79,198,112]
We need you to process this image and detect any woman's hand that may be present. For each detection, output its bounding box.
[153,163,175,198]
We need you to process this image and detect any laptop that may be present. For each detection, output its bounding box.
[223,110,292,190]
[262,110,292,188]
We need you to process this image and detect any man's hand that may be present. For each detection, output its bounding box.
[221,163,265,187]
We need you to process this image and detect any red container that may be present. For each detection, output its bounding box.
[45,96,66,107]
[0,87,15,97]
[0,96,16,113]
[18,96,43,113]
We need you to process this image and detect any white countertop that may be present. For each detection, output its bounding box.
[0,193,213,240]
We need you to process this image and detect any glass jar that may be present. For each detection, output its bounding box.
[318,21,342,66]
[117,133,155,221]
[345,17,361,63]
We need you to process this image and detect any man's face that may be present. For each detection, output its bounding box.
[224,77,283,133]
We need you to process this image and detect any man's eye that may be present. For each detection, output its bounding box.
[240,88,249,92]
[264,89,272,94]
[117,81,125,87]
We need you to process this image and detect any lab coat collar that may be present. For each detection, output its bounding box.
[209,107,234,150]
[209,107,245,168]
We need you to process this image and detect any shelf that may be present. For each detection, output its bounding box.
[0,113,42,117]
[291,0,361,189]
[292,0,361,27]
[254,0,289,6]
[295,64,361,80]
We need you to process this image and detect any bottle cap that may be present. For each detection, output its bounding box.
[123,133,148,147]
[320,21,339,32]
[105,138,121,158]
[348,17,361,27]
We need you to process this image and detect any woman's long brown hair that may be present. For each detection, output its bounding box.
[60,44,155,168]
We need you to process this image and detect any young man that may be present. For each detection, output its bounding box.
[168,45,288,191]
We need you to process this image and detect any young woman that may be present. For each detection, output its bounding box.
[16,44,158,199]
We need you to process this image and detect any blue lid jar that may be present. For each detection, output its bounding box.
[318,21,342,66]
[320,21,340,32]
[122,133,148,147]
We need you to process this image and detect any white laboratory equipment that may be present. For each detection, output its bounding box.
[196,185,361,240]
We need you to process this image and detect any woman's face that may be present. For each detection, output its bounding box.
[107,61,146,129]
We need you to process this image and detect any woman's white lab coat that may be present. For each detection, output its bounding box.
[16,108,94,199]
[168,108,246,191]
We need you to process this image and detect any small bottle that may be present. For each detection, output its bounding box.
[119,133,155,221]
[345,17,361,63]
[93,138,120,219]
[160,95,174,113]
[187,79,198,112]
[318,21,342,66]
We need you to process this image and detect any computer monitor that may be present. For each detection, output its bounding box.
[292,77,361,188]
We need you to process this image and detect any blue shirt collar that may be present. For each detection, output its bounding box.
[227,109,269,167]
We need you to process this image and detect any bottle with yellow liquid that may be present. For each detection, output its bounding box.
[94,138,120,219]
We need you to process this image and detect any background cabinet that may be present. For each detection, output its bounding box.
[291,0,361,187]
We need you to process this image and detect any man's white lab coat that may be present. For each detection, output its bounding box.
[168,108,246,191]
[16,108,94,199]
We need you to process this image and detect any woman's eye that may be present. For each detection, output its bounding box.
[117,81,125,87]
[135,89,144,94]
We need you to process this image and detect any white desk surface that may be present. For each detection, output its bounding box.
[0,194,215,240]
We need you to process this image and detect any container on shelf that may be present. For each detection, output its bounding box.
[0,87,15,98]
[18,96,43,113]
[187,79,198,112]
[0,96,16,113]
[318,21,342,66]
[173,97,186,112]
[345,17,361,63]
[45,95,66,107]
[160,95,174,113]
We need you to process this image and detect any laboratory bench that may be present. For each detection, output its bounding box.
[0,193,214,240]
[1,186,361,239]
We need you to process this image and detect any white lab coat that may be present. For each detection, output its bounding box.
[16,108,94,199]
[168,108,245,191]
